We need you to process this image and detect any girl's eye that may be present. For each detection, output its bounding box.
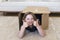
[27,18,34,20]
[27,18,29,20]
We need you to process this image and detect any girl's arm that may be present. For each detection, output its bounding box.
[18,26,26,38]
[34,19,45,37]
[18,20,28,38]
[36,25,45,37]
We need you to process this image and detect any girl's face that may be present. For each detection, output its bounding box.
[25,14,34,26]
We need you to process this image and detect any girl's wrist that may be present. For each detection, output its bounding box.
[36,25,42,28]
[36,24,40,27]
[21,25,26,29]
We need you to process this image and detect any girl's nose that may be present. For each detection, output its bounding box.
[29,19,32,21]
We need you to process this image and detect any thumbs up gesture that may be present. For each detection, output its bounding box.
[22,20,28,28]
[33,19,40,27]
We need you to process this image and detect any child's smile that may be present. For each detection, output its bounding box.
[25,14,34,26]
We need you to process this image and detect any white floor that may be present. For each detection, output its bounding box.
[0,16,60,40]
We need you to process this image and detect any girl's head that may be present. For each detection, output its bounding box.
[22,12,37,26]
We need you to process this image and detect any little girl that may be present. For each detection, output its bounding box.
[18,12,45,38]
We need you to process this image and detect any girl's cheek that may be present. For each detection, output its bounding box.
[32,20,34,22]
[25,19,27,22]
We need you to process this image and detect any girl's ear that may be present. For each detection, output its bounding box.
[24,19,26,22]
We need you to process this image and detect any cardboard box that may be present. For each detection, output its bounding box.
[19,6,50,30]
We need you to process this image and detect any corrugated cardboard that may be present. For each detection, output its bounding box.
[19,6,50,30]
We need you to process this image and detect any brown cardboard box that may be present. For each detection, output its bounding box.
[19,6,50,30]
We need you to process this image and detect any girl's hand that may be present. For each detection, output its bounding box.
[33,19,40,27]
[22,20,28,28]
